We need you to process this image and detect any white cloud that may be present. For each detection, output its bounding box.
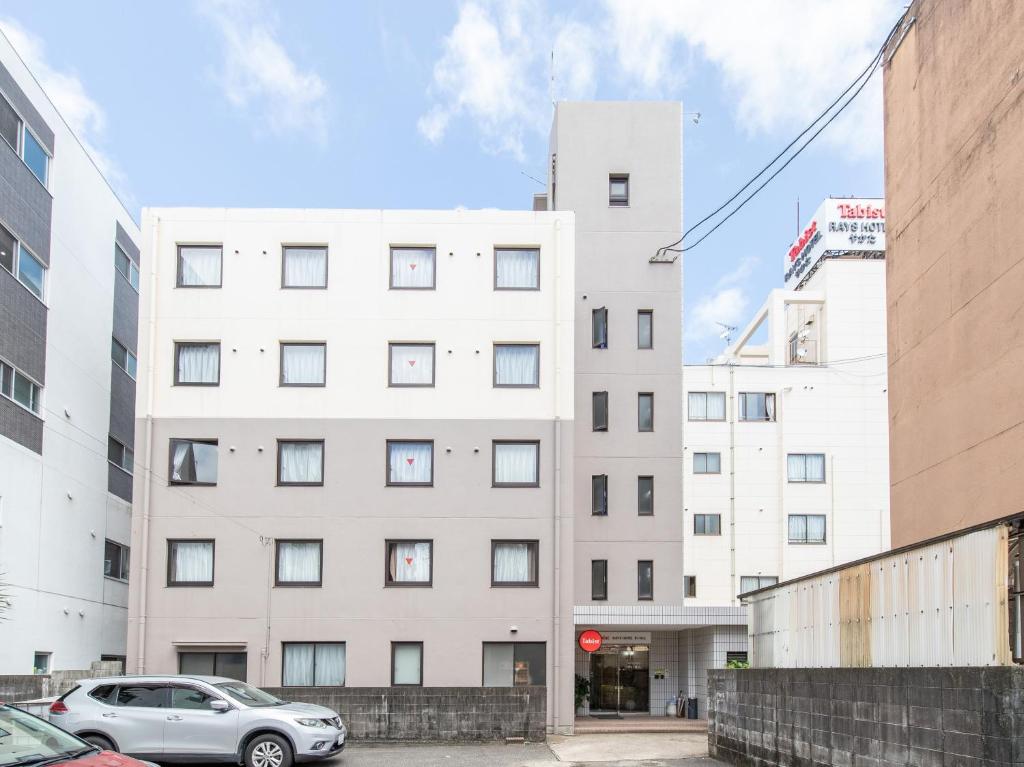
[197,0,328,144]
[687,286,749,344]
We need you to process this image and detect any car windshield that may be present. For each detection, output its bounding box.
[0,707,91,766]
[214,682,284,708]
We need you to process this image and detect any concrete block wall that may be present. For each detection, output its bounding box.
[708,667,1024,767]
[263,686,545,742]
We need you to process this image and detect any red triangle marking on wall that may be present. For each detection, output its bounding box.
[409,360,416,366]
[409,263,417,270]
[406,458,415,465]
[405,557,413,565]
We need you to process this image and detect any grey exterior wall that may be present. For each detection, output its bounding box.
[263,686,546,742]
[708,667,1024,767]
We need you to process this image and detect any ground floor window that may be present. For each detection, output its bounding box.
[282,642,345,686]
[482,642,546,687]
[178,651,247,681]
[391,642,423,686]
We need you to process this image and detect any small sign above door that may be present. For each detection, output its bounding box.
[600,632,652,645]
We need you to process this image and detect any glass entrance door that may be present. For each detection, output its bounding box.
[590,645,650,713]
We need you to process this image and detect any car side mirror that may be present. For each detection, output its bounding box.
[210,700,230,712]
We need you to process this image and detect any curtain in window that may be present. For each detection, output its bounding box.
[787,454,806,482]
[707,393,726,420]
[495,345,539,385]
[171,441,218,483]
[806,453,825,482]
[278,541,320,583]
[173,542,213,582]
[315,644,345,686]
[483,644,514,687]
[494,542,533,583]
[789,515,807,542]
[765,393,776,421]
[495,249,539,289]
[392,644,421,684]
[807,515,826,543]
[179,247,221,286]
[282,345,325,384]
[390,541,431,582]
[178,344,219,383]
[390,345,433,385]
[739,577,759,593]
[280,442,323,483]
[284,248,327,287]
[388,442,432,483]
[391,248,434,288]
[283,644,314,686]
[688,393,707,420]
[707,453,721,473]
[494,443,538,484]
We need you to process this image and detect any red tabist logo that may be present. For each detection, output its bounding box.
[788,220,818,263]
[837,203,885,219]
[578,630,603,653]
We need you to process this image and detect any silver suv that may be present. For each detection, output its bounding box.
[49,676,346,767]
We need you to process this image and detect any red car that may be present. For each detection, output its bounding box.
[0,704,154,767]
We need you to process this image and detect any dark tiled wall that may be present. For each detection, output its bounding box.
[108,222,140,502]
[0,65,54,152]
[708,667,1024,767]
[262,686,546,742]
[0,144,51,263]
[0,396,41,453]
[0,267,45,381]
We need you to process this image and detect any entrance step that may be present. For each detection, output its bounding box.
[573,716,707,734]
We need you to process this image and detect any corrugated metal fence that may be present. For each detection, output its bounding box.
[747,525,1010,667]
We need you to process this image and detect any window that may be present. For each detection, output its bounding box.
[1,223,46,301]
[169,439,218,485]
[491,540,539,587]
[111,338,138,378]
[495,247,539,289]
[116,686,169,708]
[1,360,41,414]
[389,343,435,387]
[170,687,217,710]
[278,440,324,486]
[494,344,539,387]
[693,452,721,474]
[179,651,246,681]
[0,95,18,151]
[694,514,721,535]
[684,575,697,598]
[280,343,326,386]
[0,96,49,187]
[174,342,220,385]
[282,643,345,686]
[592,391,608,432]
[591,474,608,516]
[592,307,608,348]
[387,440,433,486]
[88,684,118,703]
[591,560,607,601]
[638,476,654,516]
[391,642,423,686]
[739,392,776,422]
[483,643,546,686]
[386,540,432,586]
[22,128,48,186]
[108,436,133,475]
[167,540,214,586]
[0,222,14,274]
[492,441,539,487]
[638,560,653,600]
[282,246,327,288]
[788,514,827,544]
[390,246,435,289]
[688,391,726,421]
[739,575,778,593]
[176,245,222,287]
[638,393,654,431]
[115,244,140,291]
[637,310,653,349]
[787,453,826,483]
[104,540,129,581]
[609,174,629,206]
[32,652,51,675]
[275,540,323,586]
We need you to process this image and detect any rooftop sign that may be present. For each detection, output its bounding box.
[784,198,885,289]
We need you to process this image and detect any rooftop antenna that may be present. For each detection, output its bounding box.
[716,322,737,345]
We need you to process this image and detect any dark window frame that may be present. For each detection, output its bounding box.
[591,474,608,516]
[638,559,654,600]
[279,342,327,387]
[390,641,424,687]
[493,246,541,291]
[481,641,547,686]
[638,475,654,516]
[592,391,609,432]
[694,513,722,536]
[108,435,133,475]
[175,244,223,289]
[389,245,437,290]
[490,539,540,588]
[274,539,324,587]
[166,539,215,587]
[173,341,221,387]
[280,642,346,687]
[493,343,541,388]
[168,438,218,486]
[276,439,326,487]
[738,391,777,422]
[386,439,435,487]
[104,539,130,582]
[280,244,328,290]
[637,309,653,349]
[115,243,140,292]
[592,307,608,349]
[638,392,655,432]
[385,539,434,587]
[111,336,138,379]
[177,651,247,681]
[491,440,541,488]
[388,342,436,388]
[684,575,697,598]
[609,173,630,207]
[591,559,608,601]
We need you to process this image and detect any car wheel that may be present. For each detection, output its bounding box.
[82,735,115,752]
[245,734,293,767]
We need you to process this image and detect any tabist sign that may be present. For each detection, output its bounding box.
[783,198,885,289]
[578,630,603,653]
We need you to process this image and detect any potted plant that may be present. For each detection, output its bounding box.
[574,674,591,715]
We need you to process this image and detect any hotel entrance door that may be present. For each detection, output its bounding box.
[590,644,650,713]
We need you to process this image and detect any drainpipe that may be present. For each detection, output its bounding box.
[728,365,736,603]
[831,455,837,565]
[261,536,274,685]
[777,395,785,580]
[551,217,562,734]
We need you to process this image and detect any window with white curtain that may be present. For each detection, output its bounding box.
[494,248,539,289]
[168,540,214,586]
[740,575,778,593]
[275,540,323,586]
[391,642,423,686]
[482,643,546,686]
[175,342,220,385]
[389,344,435,386]
[739,392,776,421]
[688,391,726,421]
[282,246,327,288]
[693,452,721,474]
[788,514,827,544]
[491,540,538,586]
[386,540,432,586]
[281,343,326,386]
[176,245,222,287]
[278,441,324,485]
[694,513,721,535]
[492,441,539,487]
[390,247,435,289]
[787,453,826,483]
[494,344,539,387]
[169,439,218,485]
[387,441,433,485]
[282,642,345,686]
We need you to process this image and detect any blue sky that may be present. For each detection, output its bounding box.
[3,0,902,362]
